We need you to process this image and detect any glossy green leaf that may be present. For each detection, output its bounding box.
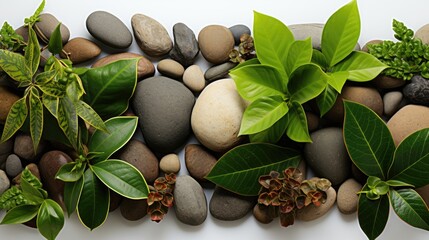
[249,114,289,143]
[288,63,328,104]
[343,101,395,179]
[57,96,78,150]
[385,180,415,188]
[285,38,313,76]
[312,49,328,70]
[230,64,286,101]
[253,11,293,78]
[21,178,44,205]
[390,189,429,231]
[88,116,138,164]
[66,78,84,102]
[1,97,28,143]
[42,95,59,118]
[231,58,260,71]
[80,59,138,119]
[64,177,84,217]
[37,199,64,240]
[75,100,107,132]
[285,101,311,142]
[327,71,349,93]
[55,162,86,182]
[29,88,43,152]
[77,169,109,230]
[389,128,429,188]
[24,0,45,26]
[206,143,302,196]
[91,160,149,199]
[0,204,39,224]
[316,84,338,117]
[332,51,387,82]
[48,23,63,55]
[239,95,288,135]
[322,0,360,67]
[25,27,40,76]
[358,187,390,240]
[0,49,31,81]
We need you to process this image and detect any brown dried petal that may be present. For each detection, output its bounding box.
[165,173,176,185]
[258,192,271,206]
[150,209,165,223]
[270,178,282,191]
[316,178,331,191]
[279,199,294,214]
[147,192,164,205]
[295,195,306,209]
[280,212,295,228]
[284,168,302,182]
[259,175,272,189]
[154,181,168,191]
[161,193,174,208]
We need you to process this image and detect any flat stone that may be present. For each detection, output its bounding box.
[296,186,336,221]
[169,23,199,67]
[120,198,148,221]
[209,187,255,221]
[159,153,181,174]
[157,59,185,79]
[403,75,429,105]
[5,154,22,178]
[118,139,159,183]
[92,52,155,80]
[183,65,205,92]
[86,11,133,49]
[198,25,235,64]
[229,24,251,45]
[204,62,237,82]
[34,13,70,44]
[60,37,101,64]
[185,144,217,181]
[132,14,172,57]
[304,127,351,186]
[132,76,195,153]
[383,91,403,117]
[0,86,20,124]
[0,170,10,195]
[174,175,207,225]
[337,178,362,214]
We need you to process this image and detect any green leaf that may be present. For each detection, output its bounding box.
[25,27,40,76]
[230,64,286,101]
[91,160,149,199]
[55,162,86,182]
[80,59,138,119]
[66,78,84,102]
[57,96,78,150]
[316,84,338,116]
[231,58,260,71]
[64,177,84,217]
[253,11,293,78]
[21,167,43,189]
[285,38,313,76]
[21,178,44,205]
[289,63,328,104]
[385,180,414,188]
[88,116,138,164]
[75,100,107,132]
[389,128,429,188]
[358,187,390,240]
[0,49,31,81]
[249,114,289,143]
[24,0,45,26]
[37,199,65,240]
[1,97,28,143]
[343,101,395,179]
[48,23,63,55]
[206,143,302,196]
[29,88,43,153]
[239,95,288,135]
[332,51,387,82]
[285,101,311,142]
[390,189,429,231]
[0,204,39,224]
[42,95,59,118]
[77,169,109,230]
[322,0,360,67]
[312,49,328,69]
[327,71,349,93]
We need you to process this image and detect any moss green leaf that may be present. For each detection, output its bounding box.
[1,97,28,143]
[312,49,328,70]
[29,88,43,153]
[285,101,311,142]
[25,27,40,76]
[57,96,78,150]
[0,49,31,81]
[316,84,338,116]
[0,204,39,224]
[64,177,84,217]
[285,38,313,76]
[42,95,59,118]
[288,63,328,104]
[206,143,302,196]
[47,23,63,55]
[390,189,429,231]
[37,199,65,240]
[24,0,45,26]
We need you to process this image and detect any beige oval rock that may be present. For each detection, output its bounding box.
[159,153,181,174]
[296,186,336,221]
[0,86,20,124]
[198,25,234,64]
[92,52,155,80]
[415,24,429,45]
[325,85,383,123]
[60,37,101,64]
[157,59,184,79]
[191,79,246,152]
[337,178,362,214]
[387,104,429,146]
[183,65,205,92]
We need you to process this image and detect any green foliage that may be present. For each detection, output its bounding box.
[0,22,26,51]
[206,143,302,196]
[343,101,429,239]
[47,23,63,55]
[368,19,429,80]
[37,199,65,240]
[24,0,46,26]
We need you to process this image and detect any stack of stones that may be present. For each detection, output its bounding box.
[1,10,429,228]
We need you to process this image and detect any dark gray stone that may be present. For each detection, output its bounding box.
[34,13,70,44]
[304,127,351,186]
[204,62,237,82]
[132,76,195,153]
[403,75,429,105]
[5,154,22,178]
[174,175,207,225]
[209,187,255,221]
[169,23,199,67]
[86,11,133,49]
[229,24,251,45]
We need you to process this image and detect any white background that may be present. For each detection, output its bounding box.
[1,0,429,239]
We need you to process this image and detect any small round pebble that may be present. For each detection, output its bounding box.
[337,178,362,214]
[5,154,23,178]
[159,153,181,173]
[157,59,185,79]
[183,65,205,92]
[198,25,235,64]
[229,24,251,45]
[0,170,10,195]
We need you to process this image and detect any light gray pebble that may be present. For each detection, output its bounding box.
[5,154,22,178]
[174,175,207,225]
[0,170,10,195]
[34,13,70,44]
[383,91,403,117]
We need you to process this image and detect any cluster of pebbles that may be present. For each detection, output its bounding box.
[1,9,429,228]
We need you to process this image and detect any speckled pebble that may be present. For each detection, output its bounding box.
[159,153,181,173]
[337,178,362,214]
[183,65,205,92]
[157,59,185,79]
